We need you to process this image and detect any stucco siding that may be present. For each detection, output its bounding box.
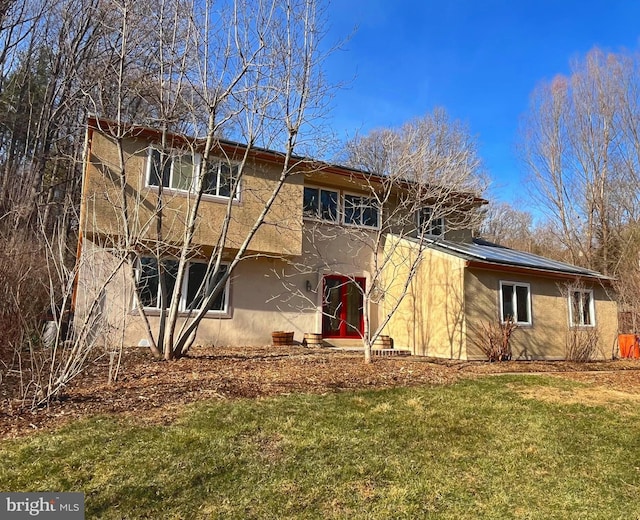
[464,268,617,360]
[382,237,467,357]
[84,132,303,256]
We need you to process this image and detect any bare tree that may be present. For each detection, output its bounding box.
[277,109,486,363]
[77,0,333,360]
[520,47,640,328]
[520,48,640,276]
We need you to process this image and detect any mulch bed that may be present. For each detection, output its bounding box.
[2,345,640,439]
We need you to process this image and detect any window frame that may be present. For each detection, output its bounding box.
[303,185,340,223]
[416,206,445,237]
[134,256,231,316]
[146,147,240,201]
[146,147,202,193]
[568,288,595,327]
[202,160,241,201]
[499,280,532,325]
[342,191,380,230]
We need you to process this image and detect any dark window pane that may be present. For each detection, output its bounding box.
[418,207,432,232]
[186,263,228,311]
[502,284,514,321]
[149,150,170,187]
[138,257,159,307]
[159,260,179,307]
[320,189,338,221]
[304,187,319,216]
[203,163,219,195]
[363,201,379,227]
[218,164,233,198]
[571,291,581,325]
[187,263,207,310]
[516,285,529,323]
[344,195,361,225]
[582,292,592,325]
[431,217,444,236]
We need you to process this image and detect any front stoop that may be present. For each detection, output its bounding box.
[372,349,411,357]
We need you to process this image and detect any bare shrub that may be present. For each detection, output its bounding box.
[0,228,50,386]
[566,327,599,362]
[474,318,518,362]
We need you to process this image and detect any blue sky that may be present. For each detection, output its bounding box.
[322,0,640,206]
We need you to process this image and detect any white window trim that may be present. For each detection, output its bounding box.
[416,207,445,237]
[499,280,532,325]
[341,190,381,230]
[145,147,241,202]
[303,185,341,223]
[133,257,231,317]
[568,289,596,328]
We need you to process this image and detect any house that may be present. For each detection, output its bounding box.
[74,118,618,360]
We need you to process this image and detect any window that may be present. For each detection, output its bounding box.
[416,207,445,236]
[344,194,379,228]
[203,161,239,199]
[569,289,594,327]
[147,148,239,199]
[135,257,229,313]
[500,281,531,325]
[186,263,228,311]
[147,149,200,191]
[303,186,339,222]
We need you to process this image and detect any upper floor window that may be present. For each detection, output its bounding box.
[147,149,200,191]
[344,194,379,228]
[136,257,229,313]
[416,207,445,237]
[500,281,531,325]
[303,186,339,222]
[203,161,239,199]
[569,289,595,327]
[147,148,239,200]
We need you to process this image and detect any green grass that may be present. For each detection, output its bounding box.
[2,376,640,519]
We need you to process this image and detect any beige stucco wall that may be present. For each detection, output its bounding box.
[75,240,320,347]
[76,221,380,348]
[84,131,303,256]
[381,237,467,357]
[464,268,618,360]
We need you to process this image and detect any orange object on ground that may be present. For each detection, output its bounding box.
[618,334,640,359]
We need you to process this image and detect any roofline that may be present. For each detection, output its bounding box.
[465,259,615,283]
[87,116,488,206]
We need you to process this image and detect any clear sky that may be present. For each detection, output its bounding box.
[322,0,640,206]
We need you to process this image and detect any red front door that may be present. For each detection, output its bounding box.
[322,275,365,338]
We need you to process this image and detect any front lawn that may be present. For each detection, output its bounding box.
[2,375,640,519]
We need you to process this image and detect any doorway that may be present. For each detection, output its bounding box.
[322,275,365,338]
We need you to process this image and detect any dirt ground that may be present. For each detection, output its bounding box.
[3,345,640,440]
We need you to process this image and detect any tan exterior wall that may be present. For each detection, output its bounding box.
[75,224,379,348]
[84,132,303,256]
[464,268,618,360]
[381,237,467,357]
[76,240,320,347]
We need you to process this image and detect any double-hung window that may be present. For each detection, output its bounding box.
[147,148,239,200]
[147,149,200,191]
[569,289,595,327]
[136,257,229,314]
[344,194,379,228]
[416,207,445,237]
[500,281,531,325]
[303,186,339,222]
[203,161,239,199]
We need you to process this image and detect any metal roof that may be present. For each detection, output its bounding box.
[420,237,611,280]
